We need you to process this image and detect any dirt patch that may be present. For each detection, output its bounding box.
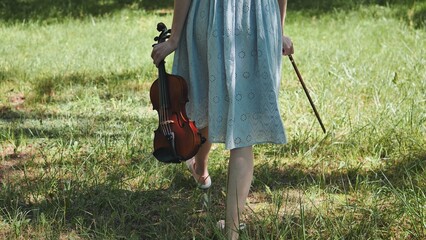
[0,144,36,183]
[8,92,25,110]
[9,92,25,105]
[247,188,326,218]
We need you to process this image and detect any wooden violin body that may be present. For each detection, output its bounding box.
[150,23,204,163]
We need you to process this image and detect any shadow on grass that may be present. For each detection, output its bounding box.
[1,148,424,239]
[253,148,426,193]
[0,183,199,239]
[29,69,150,102]
[0,131,424,239]
[0,0,174,22]
[289,0,425,29]
[0,153,221,239]
[0,109,156,143]
[1,66,154,106]
[289,0,416,11]
[1,0,424,28]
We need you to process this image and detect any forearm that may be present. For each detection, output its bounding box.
[277,0,288,32]
[151,0,191,66]
[168,0,192,47]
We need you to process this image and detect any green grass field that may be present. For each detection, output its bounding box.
[1,1,425,239]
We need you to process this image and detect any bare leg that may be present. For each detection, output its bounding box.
[225,146,254,240]
[185,127,212,188]
[193,127,212,182]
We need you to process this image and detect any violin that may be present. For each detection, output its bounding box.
[150,22,204,164]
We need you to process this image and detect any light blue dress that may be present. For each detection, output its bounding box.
[172,0,287,149]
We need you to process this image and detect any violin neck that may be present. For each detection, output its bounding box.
[158,61,170,109]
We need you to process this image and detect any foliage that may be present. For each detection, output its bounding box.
[0,0,425,28]
[0,0,174,22]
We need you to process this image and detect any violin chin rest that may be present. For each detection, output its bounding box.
[153,148,182,164]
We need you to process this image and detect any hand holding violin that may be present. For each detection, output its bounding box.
[151,37,178,67]
[149,23,204,164]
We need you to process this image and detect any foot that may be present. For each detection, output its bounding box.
[185,158,211,189]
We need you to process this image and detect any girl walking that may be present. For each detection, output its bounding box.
[151,1,294,239]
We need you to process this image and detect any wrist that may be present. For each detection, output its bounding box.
[168,36,179,50]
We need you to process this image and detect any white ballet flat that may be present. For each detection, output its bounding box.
[185,158,211,189]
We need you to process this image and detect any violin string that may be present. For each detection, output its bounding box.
[160,78,172,136]
[160,95,165,135]
[160,107,165,135]
[159,68,166,136]
[164,84,172,136]
[158,57,173,138]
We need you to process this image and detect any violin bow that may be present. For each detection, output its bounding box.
[288,55,327,133]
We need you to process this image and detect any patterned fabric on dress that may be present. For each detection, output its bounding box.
[172,0,287,150]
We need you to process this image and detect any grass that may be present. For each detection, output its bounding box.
[1,1,426,239]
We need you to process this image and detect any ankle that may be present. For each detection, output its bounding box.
[193,161,208,176]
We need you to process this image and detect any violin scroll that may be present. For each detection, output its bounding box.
[153,22,171,45]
